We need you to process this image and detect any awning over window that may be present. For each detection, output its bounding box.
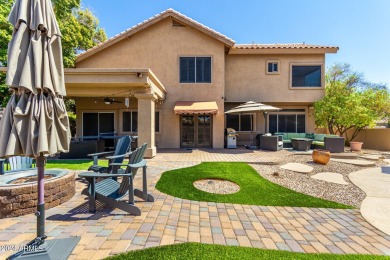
[174,101,219,115]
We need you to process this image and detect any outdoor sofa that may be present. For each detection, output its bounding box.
[274,132,345,153]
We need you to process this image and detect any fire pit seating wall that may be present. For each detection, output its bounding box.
[274,133,344,153]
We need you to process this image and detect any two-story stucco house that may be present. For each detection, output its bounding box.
[65,9,338,157]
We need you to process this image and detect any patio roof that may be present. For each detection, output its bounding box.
[64,68,166,100]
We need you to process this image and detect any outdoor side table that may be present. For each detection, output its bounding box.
[291,138,313,151]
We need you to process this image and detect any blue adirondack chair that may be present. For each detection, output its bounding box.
[87,136,131,174]
[80,143,153,215]
[0,156,35,174]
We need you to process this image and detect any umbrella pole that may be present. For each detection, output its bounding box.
[36,154,46,240]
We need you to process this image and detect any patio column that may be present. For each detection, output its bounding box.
[135,93,156,158]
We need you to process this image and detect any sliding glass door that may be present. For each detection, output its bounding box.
[82,112,115,137]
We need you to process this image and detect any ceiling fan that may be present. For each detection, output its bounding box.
[99,97,122,104]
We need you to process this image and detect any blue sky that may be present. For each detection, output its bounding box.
[82,0,390,87]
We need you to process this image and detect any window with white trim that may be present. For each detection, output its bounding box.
[291,65,322,87]
[266,60,279,74]
[180,57,211,83]
[225,114,254,131]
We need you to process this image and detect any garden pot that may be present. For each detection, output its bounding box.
[312,149,331,165]
[350,142,363,152]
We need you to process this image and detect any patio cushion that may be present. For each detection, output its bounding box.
[314,134,327,141]
[305,133,315,139]
[286,133,306,139]
[312,141,324,146]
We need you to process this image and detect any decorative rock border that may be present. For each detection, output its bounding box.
[330,158,375,167]
[193,179,240,194]
[0,171,76,218]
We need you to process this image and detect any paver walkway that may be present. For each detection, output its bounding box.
[0,149,390,259]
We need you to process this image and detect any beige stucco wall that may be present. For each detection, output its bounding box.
[225,54,325,103]
[346,128,390,151]
[75,18,226,148]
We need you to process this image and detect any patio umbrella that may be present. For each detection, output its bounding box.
[0,0,78,258]
[225,101,281,145]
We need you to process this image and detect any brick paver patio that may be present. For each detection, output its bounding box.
[0,149,389,259]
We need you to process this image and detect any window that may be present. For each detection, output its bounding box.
[269,113,306,133]
[122,111,160,133]
[266,60,279,74]
[82,112,115,136]
[226,114,254,131]
[123,111,138,132]
[291,65,322,87]
[155,111,160,132]
[180,57,211,83]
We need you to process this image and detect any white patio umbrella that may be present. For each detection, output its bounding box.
[0,0,78,258]
[225,101,281,145]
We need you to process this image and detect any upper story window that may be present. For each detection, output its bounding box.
[180,57,211,83]
[291,65,322,88]
[266,60,279,74]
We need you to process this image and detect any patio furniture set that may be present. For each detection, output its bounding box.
[257,132,345,153]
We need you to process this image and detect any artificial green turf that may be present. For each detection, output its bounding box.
[106,242,388,260]
[46,159,108,170]
[155,162,352,209]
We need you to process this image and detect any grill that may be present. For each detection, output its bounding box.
[226,128,238,149]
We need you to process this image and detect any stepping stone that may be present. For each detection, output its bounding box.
[331,153,358,159]
[311,172,349,185]
[360,155,383,161]
[330,158,375,167]
[279,163,313,173]
[384,159,390,164]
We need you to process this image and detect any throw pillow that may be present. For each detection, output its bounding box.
[305,133,315,139]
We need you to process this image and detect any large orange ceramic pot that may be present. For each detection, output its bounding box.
[312,149,331,165]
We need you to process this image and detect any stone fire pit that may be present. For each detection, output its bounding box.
[0,169,75,218]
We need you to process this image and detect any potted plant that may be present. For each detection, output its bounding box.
[350,141,363,152]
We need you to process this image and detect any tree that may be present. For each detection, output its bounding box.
[0,0,13,106]
[0,0,107,105]
[314,63,390,143]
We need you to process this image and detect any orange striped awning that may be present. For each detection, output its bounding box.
[174,101,219,115]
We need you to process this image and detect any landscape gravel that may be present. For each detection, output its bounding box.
[250,151,390,208]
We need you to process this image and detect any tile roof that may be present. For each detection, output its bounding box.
[233,43,338,50]
[76,9,235,62]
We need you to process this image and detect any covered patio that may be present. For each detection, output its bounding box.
[65,68,167,158]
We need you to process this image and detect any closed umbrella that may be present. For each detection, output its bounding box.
[0,0,78,258]
[225,101,281,145]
